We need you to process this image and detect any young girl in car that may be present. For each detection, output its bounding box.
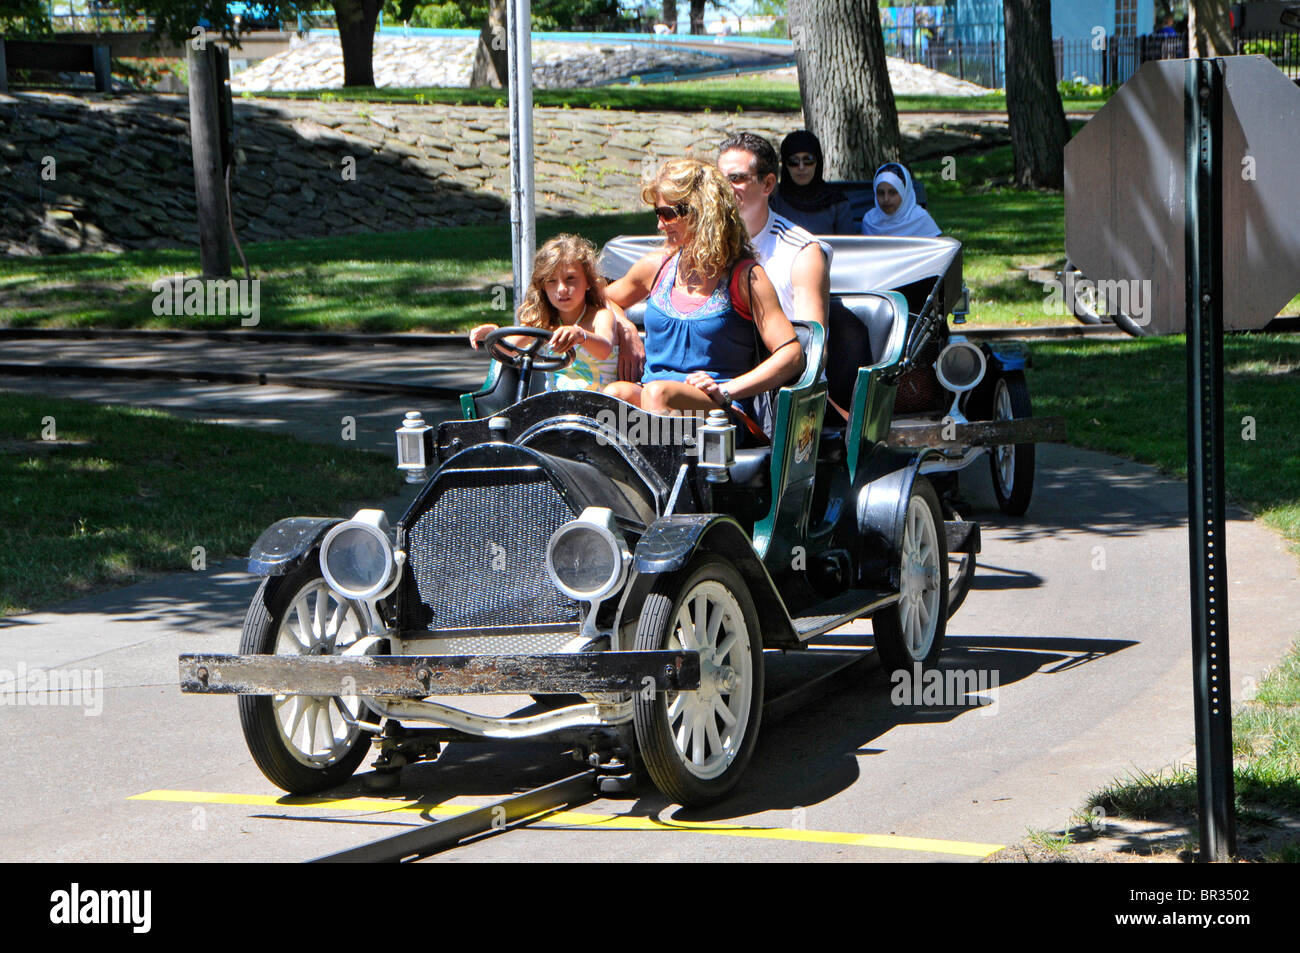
[469,234,619,391]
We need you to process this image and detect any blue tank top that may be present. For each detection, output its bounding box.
[641,254,756,385]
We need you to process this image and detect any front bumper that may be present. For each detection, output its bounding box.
[179,651,701,697]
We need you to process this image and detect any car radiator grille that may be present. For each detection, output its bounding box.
[400,474,582,634]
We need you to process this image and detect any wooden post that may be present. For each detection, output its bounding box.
[0,40,8,94]
[187,42,231,278]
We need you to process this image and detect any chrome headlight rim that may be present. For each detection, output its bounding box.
[319,511,399,601]
[545,508,630,603]
[934,339,987,394]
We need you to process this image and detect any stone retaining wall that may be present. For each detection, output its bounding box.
[0,91,1006,256]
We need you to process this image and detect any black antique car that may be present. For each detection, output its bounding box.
[179,235,1058,807]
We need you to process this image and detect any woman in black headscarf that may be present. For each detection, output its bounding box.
[768,130,856,235]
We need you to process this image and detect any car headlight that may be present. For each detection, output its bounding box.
[319,509,400,600]
[935,339,987,394]
[546,507,630,603]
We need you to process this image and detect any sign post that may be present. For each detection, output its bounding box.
[1183,57,1234,860]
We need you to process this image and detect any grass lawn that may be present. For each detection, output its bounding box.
[248,75,1109,115]
[0,393,397,616]
[0,141,1087,331]
[1031,334,1300,555]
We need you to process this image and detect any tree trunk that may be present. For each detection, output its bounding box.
[471,0,509,88]
[690,0,705,34]
[1003,0,1068,189]
[1190,0,1233,57]
[662,0,677,29]
[790,0,901,179]
[334,0,383,88]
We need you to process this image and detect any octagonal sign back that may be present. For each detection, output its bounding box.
[1065,56,1300,334]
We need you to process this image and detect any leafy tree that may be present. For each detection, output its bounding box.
[0,0,53,34]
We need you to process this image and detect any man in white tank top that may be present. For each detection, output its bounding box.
[717,133,831,330]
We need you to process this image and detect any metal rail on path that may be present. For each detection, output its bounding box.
[308,770,600,863]
[305,643,879,863]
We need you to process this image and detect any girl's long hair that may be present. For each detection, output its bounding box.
[640,158,755,280]
[515,234,606,331]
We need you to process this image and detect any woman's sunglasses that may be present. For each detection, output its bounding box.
[653,203,690,222]
[786,155,817,168]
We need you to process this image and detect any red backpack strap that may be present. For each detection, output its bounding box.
[728,258,757,322]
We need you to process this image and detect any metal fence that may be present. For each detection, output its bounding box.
[889,27,1298,90]
[1235,30,1300,79]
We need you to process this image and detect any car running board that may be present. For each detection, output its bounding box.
[789,588,899,641]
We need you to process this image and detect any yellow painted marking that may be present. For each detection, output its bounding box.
[130,789,1002,857]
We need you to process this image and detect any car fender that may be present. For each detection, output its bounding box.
[854,450,936,588]
[247,517,344,576]
[615,515,798,648]
[984,341,1030,372]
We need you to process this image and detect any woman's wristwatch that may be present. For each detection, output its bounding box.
[717,385,733,407]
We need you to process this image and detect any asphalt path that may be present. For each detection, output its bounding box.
[1,356,1297,863]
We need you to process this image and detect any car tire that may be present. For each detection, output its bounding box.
[238,559,375,795]
[632,556,764,807]
[872,476,949,675]
[988,371,1035,516]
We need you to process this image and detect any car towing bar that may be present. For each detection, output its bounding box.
[179,651,701,696]
[886,415,1066,450]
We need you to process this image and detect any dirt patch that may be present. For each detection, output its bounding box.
[986,810,1300,863]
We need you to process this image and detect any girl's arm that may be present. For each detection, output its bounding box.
[585,307,616,359]
[468,323,498,349]
[549,317,612,359]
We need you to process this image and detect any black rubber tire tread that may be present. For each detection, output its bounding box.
[1062,259,1150,336]
[988,370,1035,517]
[872,475,949,675]
[633,556,764,808]
[1061,260,1104,325]
[237,560,374,795]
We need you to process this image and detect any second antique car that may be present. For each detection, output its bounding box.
[179,234,1059,807]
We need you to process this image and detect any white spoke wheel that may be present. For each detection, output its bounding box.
[988,371,1035,517]
[633,557,763,807]
[238,560,374,794]
[872,476,948,675]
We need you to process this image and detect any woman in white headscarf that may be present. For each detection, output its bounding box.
[860,162,941,238]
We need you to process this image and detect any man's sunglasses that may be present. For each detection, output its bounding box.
[654,203,691,222]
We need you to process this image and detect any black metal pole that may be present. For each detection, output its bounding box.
[1184,56,1235,862]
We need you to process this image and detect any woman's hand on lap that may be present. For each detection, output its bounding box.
[686,371,726,406]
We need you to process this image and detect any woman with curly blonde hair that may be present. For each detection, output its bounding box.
[604,157,803,419]
[469,233,618,391]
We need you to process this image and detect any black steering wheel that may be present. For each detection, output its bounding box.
[483,326,574,404]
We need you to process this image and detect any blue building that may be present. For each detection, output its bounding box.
[928,0,1159,87]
